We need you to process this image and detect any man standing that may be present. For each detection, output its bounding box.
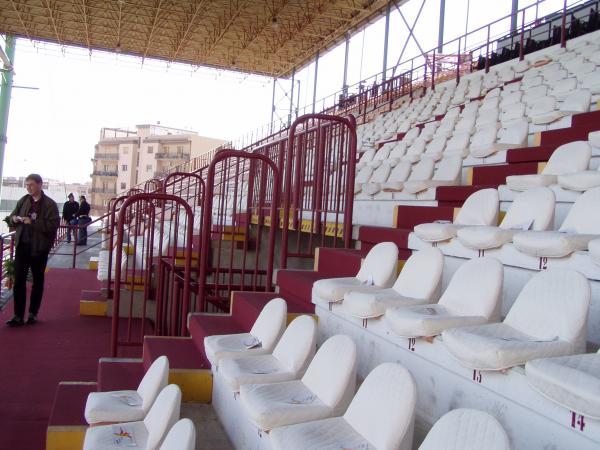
[6,174,60,326]
[75,195,91,246]
[62,193,79,243]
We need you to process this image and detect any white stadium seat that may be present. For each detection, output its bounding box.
[443,131,471,158]
[217,315,317,391]
[159,419,196,450]
[356,149,375,170]
[83,384,181,450]
[469,125,499,158]
[558,164,600,191]
[418,409,510,450]
[85,356,169,425]
[413,188,499,242]
[270,363,417,450]
[240,335,357,431]
[403,156,462,194]
[362,163,393,195]
[421,136,448,161]
[526,349,600,419]
[354,166,374,194]
[590,238,600,265]
[203,297,287,366]
[312,242,398,305]
[513,186,600,257]
[506,141,592,191]
[443,269,590,370]
[343,247,444,319]
[381,161,412,192]
[457,187,555,251]
[402,138,428,163]
[386,257,503,338]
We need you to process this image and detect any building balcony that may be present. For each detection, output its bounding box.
[93,153,119,160]
[91,170,118,177]
[155,152,190,160]
[90,187,116,195]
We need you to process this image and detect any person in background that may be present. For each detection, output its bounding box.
[75,195,91,246]
[62,193,79,243]
[6,174,59,326]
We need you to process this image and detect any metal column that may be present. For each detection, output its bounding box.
[438,0,445,53]
[270,77,276,133]
[0,35,15,192]
[287,67,296,126]
[511,0,519,34]
[342,34,350,94]
[382,1,392,82]
[312,51,319,113]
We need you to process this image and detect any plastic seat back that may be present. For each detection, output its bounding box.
[249,298,287,352]
[558,186,600,234]
[159,419,196,450]
[505,269,590,352]
[393,248,444,301]
[454,188,499,226]
[500,187,555,231]
[356,242,399,286]
[544,141,592,176]
[432,156,462,182]
[273,315,317,374]
[439,257,503,320]
[302,335,357,411]
[406,158,435,182]
[344,364,416,450]
[144,385,182,450]
[138,356,170,411]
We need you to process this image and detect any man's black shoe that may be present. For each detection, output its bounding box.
[6,316,24,327]
[26,314,37,325]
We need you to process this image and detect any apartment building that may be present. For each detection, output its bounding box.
[90,124,225,216]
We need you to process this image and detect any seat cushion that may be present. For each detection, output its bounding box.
[413,222,459,242]
[526,352,600,418]
[442,323,574,370]
[218,354,295,392]
[457,226,516,250]
[558,171,600,192]
[84,391,145,425]
[204,333,270,367]
[385,304,488,338]
[590,238,600,265]
[343,289,429,319]
[312,277,363,303]
[240,380,332,431]
[419,409,510,450]
[513,231,597,258]
[270,416,370,450]
[83,421,149,450]
[506,174,557,191]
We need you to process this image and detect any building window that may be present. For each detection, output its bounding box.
[177,145,184,153]
[122,164,128,171]
[121,182,126,190]
[163,145,170,152]
[146,164,152,171]
[148,146,154,154]
[122,146,129,154]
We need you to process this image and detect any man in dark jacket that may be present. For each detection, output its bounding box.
[6,174,60,326]
[62,193,79,243]
[75,195,91,245]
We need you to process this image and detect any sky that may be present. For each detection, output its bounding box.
[0,0,574,184]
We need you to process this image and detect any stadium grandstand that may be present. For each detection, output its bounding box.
[2,0,600,449]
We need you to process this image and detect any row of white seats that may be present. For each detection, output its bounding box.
[205,297,511,449]
[83,356,195,450]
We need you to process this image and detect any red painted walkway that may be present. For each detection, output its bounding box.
[0,268,115,450]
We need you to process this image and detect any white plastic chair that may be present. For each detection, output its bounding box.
[270,363,417,450]
[203,297,287,366]
[386,257,504,338]
[403,156,462,194]
[159,419,196,450]
[443,269,590,370]
[83,384,181,450]
[84,356,169,425]
[381,161,412,192]
[217,315,317,391]
[240,335,357,431]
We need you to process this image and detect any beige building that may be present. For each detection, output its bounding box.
[90,124,226,215]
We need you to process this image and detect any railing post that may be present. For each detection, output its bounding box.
[72,223,78,268]
[560,0,568,48]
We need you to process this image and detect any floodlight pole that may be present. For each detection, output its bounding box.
[382,1,392,82]
[0,35,15,195]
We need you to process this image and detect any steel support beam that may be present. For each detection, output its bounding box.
[270,77,276,133]
[382,1,392,81]
[312,50,319,113]
[342,33,350,94]
[392,0,427,77]
[438,0,445,53]
[0,35,16,196]
[511,0,519,34]
[288,67,296,126]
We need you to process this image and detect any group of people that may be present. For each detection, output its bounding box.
[5,174,92,327]
[62,192,91,245]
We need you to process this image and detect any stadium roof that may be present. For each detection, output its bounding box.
[0,0,398,78]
